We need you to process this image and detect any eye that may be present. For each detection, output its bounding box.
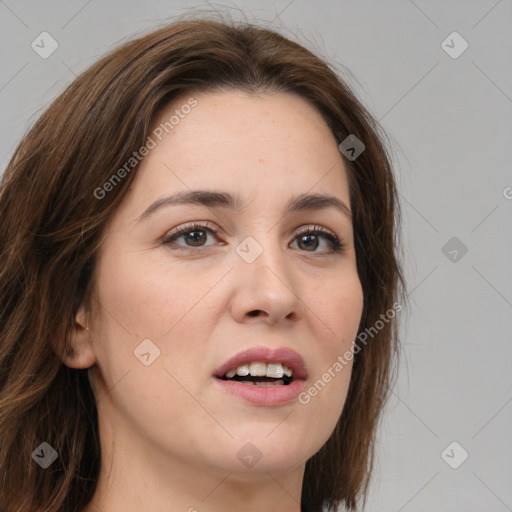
[161,222,344,254]
[292,225,344,254]
[160,221,221,249]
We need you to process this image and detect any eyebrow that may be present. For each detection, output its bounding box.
[136,190,352,222]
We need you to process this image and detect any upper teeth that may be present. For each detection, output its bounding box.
[225,362,293,379]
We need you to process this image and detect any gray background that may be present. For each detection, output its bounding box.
[1,1,511,510]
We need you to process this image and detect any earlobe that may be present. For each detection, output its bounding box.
[63,306,97,369]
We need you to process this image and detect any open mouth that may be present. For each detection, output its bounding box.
[213,351,307,406]
[216,361,295,386]
[218,374,294,386]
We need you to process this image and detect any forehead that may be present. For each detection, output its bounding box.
[150,88,339,157]
[125,89,351,217]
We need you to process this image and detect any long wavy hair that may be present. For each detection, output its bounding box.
[0,13,406,512]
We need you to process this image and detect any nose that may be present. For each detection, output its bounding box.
[229,235,304,325]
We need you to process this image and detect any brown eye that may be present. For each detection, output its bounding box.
[179,229,208,246]
[161,222,220,250]
[293,226,344,254]
[297,233,320,251]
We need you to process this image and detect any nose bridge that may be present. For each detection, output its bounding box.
[234,226,299,300]
[236,222,286,272]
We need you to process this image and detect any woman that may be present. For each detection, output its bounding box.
[0,14,406,512]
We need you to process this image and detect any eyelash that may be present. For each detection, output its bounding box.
[160,222,344,254]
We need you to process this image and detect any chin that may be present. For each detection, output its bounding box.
[212,437,315,477]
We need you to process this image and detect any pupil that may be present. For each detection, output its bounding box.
[300,234,318,251]
[187,230,206,246]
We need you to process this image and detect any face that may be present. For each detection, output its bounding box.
[83,90,364,482]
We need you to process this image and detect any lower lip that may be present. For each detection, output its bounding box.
[213,377,306,406]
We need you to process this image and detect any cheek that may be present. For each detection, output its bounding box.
[94,249,222,340]
[306,273,364,349]
[295,352,354,456]
[298,273,363,415]
[92,250,230,383]
[90,254,224,449]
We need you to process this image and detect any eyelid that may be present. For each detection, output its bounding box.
[163,221,219,239]
[295,224,336,237]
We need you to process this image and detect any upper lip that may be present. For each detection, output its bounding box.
[214,346,308,380]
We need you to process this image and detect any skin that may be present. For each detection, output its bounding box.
[65,89,364,512]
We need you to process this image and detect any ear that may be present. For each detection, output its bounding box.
[62,303,97,369]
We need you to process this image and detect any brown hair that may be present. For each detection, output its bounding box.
[0,13,406,512]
